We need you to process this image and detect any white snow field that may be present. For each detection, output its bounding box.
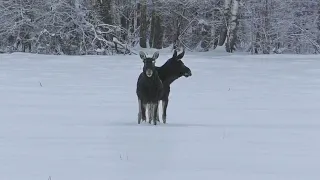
[1,51,320,180]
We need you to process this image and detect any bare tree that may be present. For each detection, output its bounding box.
[139,0,147,48]
[226,0,240,52]
[1,0,320,54]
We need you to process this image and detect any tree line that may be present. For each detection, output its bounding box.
[0,0,319,55]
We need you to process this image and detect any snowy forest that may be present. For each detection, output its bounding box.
[0,0,319,55]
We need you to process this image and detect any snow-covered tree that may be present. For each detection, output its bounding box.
[1,0,319,54]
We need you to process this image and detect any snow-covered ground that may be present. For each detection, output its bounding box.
[1,51,320,180]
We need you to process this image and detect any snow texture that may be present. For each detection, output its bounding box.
[1,52,320,180]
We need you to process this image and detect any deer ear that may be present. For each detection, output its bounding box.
[152,51,159,60]
[173,50,178,58]
[139,51,147,60]
[177,49,185,60]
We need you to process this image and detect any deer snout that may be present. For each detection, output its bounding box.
[184,68,192,77]
[146,69,153,77]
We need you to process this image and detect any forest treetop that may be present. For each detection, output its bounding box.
[0,0,319,55]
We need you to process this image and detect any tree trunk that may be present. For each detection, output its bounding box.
[255,27,261,54]
[218,0,232,46]
[149,10,156,48]
[317,1,320,47]
[173,19,180,50]
[226,0,239,52]
[139,0,147,48]
[132,2,138,47]
[97,0,113,25]
[149,10,163,49]
[95,0,113,42]
[262,0,270,54]
[153,15,163,49]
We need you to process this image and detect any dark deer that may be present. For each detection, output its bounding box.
[156,49,192,123]
[136,51,163,125]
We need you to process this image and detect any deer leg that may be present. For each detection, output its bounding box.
[162,99,169,124]
[141,102,147,122]
[153,103,159,125]
[148,104,153,124]
[138,99,142,124]
[156,101,160,122]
